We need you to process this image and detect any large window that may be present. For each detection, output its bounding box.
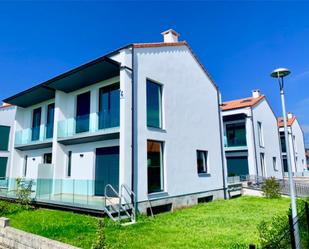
[0,157,7,178]
[257,121,264,147]
[197,150,208,174]
[226,123,247,147]
[147,80,162,128]
[0,125,10,151]
[46,103,55,139]
[32,107,41,141]
[99,83,120,129]
[147,141,164,193]
[280,132,287,153]
[76,91,91,133]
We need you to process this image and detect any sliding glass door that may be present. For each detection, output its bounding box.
[32,107,41,141]
[46,103,55,139]
[76,91,91,133]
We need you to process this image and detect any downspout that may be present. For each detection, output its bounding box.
[250,107,259,177]
[217,91,227,199]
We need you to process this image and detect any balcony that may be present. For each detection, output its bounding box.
[57,110,120,145]
[14,124,53,150]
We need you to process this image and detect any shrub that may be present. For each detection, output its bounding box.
[15,177,33,208]
[0,201,25,216]
[261,177,281,199]
[92,219,107,249]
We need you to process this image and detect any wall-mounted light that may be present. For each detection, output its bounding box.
[32,158,35,161]
[80,154,84,158]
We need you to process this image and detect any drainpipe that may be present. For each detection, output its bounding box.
[217,91,227,199]
[250,107,259,178]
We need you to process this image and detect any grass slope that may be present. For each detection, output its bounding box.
[4,196,290,249]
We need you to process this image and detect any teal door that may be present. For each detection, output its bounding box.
[227,156,249,176]
[0,157,8,178]
[95,146,119,196]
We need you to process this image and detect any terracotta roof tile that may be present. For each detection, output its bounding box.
[0,103,12,109]
[132,41,187,48]
[221,96,265,111]
[277,116,296,127]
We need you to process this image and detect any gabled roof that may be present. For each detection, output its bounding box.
[221,95,265,111]
[277,116,296,127]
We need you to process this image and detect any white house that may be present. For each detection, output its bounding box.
[221,90,283,179]
[277,113,307,174]
[2,29,227,215]
[0,104,16,180]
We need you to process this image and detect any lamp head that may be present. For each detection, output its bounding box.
[270,68,291,78]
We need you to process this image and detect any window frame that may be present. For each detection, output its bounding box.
[257,121,264,147]
[146,79,163,129]
[196,150,209,175]
[43,153,52,164]
[0,125,10,151]
[272,157,278,171]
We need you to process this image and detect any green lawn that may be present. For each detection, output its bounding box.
[4,196,290,249]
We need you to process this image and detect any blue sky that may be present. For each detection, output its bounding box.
[0,1,308,146]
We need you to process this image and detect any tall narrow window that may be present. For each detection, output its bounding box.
[76,91,91,133]
[147,80,162,128]
[280,132,287,153]
[197,150,208,174]
[147,141,164,193]
[0,157,7,178]
[46,103,55,139]
[43,153,52,164]
[273,157,278,171]
[23,156,28,177]
[32,107,41,141]
[67,151,72,177]
[257,121,264,147]
[0,125,10,151]
[260,153,266,177]
[99,83,120,129]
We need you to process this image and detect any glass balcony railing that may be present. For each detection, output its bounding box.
[58,110,119,139]
[0,177,119,210]
[15,124,53,146]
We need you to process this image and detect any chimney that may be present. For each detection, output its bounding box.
[287,112,293,119]
[161,29,180,43]
[252,89,261,98]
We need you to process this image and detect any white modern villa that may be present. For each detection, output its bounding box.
[277,113,307,174]
[221,90,283,179]
[1,30,227,216]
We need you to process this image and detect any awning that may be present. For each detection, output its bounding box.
[4,56,120,108]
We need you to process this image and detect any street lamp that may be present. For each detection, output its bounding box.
[271,67,300,248]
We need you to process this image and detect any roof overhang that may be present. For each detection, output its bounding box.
[4,56,120,108]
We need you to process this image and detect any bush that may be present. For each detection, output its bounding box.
[0,201,25,216]
[261,177,281,199]
[15,177,33,208]
[92,219,107,249]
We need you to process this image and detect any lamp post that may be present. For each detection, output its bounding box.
[271,68,299,248]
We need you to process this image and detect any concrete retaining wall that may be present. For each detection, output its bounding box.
[0,218,80,249]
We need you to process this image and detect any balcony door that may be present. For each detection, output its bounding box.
[99,83,120,129]
[46,103,55,139]
[32,107,41,141]
[95,146,119,196]
[76,91,90,134]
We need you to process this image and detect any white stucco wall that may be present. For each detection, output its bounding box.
[133,45,225,202]
[252,99,283,179]
[291,120,307,172]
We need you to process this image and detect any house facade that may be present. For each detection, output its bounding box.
[0,104,16,180]
[222,90,283,179]
[3,30,227,213]
[277,114,307,173]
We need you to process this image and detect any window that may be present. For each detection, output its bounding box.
[0,157,7,178]
[0,125,10,151]
[197,150,208,174]
[67,151,72,177]
[99,83,120,129]
[257,122,264,147]
[226,123,247,147]
[260,153,266,177]
[23,156,28,177]
[76,91,91,133]
[43,153,52,164]
[280,132,287,153]
[147,141,164,193]
[147,80,162,128]
[46,103,55,139]
[273,157,278,171]
[32,107,41,141]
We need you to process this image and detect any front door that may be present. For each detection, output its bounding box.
[95,146,119,196]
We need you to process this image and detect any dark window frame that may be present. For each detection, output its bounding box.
[197,150,209,174]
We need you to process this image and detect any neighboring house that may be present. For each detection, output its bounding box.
[0,104,16,180]
[2,29,227,214]
[277,113,307,173]
[221,90,283,179]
